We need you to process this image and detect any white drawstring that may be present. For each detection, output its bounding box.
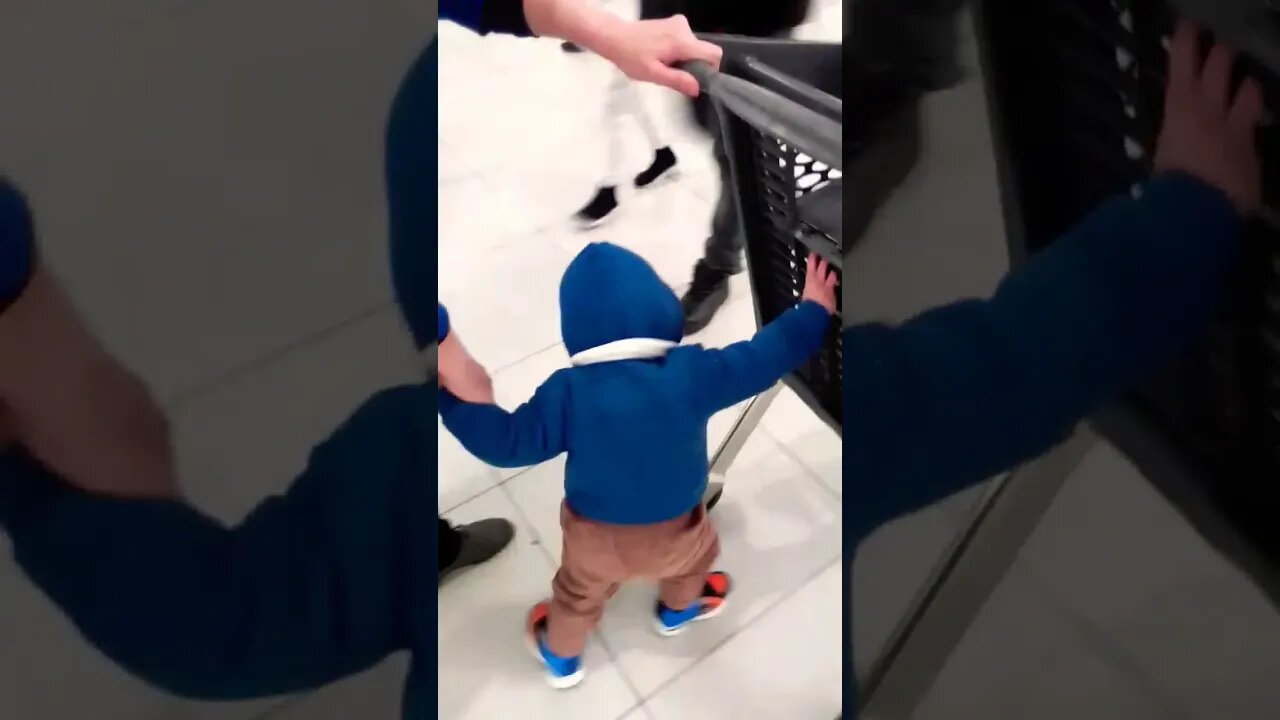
[569,337,677,366]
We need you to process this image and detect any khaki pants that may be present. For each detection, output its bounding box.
[0,265,177,498]
[546,502,719,658]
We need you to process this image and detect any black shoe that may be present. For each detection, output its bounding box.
[439,517,515,585]
[561,41,583,54]
[634,147,679,189]
[680,260,731,335]
[574,186,619,229]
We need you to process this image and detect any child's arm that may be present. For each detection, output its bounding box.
[845,23,1261,533]
[0,386,433,700]
[846,173,1241,528]
[439,371,570,467]
[695,255,836,413]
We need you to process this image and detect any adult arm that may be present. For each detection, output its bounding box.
[438,0,720,96]
[437,304,496,404]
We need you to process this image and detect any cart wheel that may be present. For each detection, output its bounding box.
[704,482,725,511]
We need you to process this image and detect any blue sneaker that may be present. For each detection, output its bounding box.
[654,571,732,637]
[525,601,585,689]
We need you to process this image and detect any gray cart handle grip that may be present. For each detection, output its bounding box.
[679,59,719,91]
[676,59,842,170]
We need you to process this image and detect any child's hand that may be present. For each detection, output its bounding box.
[800,253,838,315]
[1153,21,1263,216]
[438,332,495,404]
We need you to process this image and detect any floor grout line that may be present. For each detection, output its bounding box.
[757,424,843,505]
[1015,564,1196,720]
[487,340,564,376]
[244,695,304,720]
[165,299,396,413]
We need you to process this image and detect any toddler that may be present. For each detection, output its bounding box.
[440,241,837,687]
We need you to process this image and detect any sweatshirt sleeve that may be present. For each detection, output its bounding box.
[0,178,35,311]
[692,300,831,413]
[439,0,534,36]
[439,371,569,467]
[0,386,433,700]
[438,303,450,343]
[844,172,1242,538]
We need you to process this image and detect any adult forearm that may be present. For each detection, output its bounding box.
[522,0,628,51]
[0,267,178,500]
[438,332,495,404]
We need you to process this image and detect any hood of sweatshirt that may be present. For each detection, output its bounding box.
[559,242,684,359]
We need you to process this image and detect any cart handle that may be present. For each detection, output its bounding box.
[677,59,843,170]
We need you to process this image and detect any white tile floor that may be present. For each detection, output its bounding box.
[436,3,844,718]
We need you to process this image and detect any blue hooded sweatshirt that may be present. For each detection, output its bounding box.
[440,242,831,524]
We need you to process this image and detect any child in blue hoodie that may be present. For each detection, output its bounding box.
[440,242,838,686]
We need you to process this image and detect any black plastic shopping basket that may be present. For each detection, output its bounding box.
[682,36,844,433]
[976,0,1280,603]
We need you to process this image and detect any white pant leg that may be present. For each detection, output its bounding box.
[602,70,666,187]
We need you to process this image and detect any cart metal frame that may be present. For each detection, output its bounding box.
[684,35,843,511]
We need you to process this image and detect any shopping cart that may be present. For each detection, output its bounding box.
[677,36,843,510]
[858,2,1280,717]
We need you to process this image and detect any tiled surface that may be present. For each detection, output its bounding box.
[438,488,641,720]
[172,307,421,524]
[851,488,981,677]
[500,429,840,699]
[1010,444,1280,720]
[0,1,428,403]
[914,569,1179,720]
[644,561,843,720]
[263,655,411,720]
